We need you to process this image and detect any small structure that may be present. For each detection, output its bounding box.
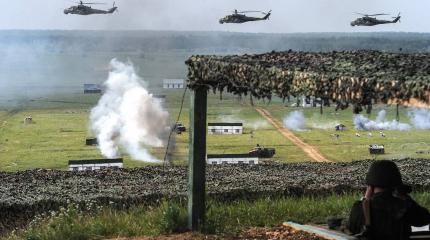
[84,84,102,94]
[163,79,185,89]
[300,96,322,108]
[24,116,33,124]
[207,154,258,165]
[85,138,98,146]
[335,124,346,131]
[68,158,123,171]
[208,123,243,135]
[369,145,385,154]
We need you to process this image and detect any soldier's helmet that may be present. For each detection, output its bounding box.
[366,160,402,188]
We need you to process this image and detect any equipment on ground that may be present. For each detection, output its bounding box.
[249,145,276,158]
[351,13,401,26]
[219,10,271,24]
[64,1,117,15]
[369,144,385,154]
[335,124,346,131]
[86,138,98,146]
[173,122,186,134]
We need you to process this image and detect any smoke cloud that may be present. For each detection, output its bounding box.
[90,59,169,162]
[283,111,306,131]
[353,110,411,131]
[408,108,430,130]
[217,113,269,130]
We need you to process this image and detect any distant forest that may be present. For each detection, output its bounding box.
[0,30,430,53]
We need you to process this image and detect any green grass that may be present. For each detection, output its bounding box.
[4,192,430,240]
[0,91,311,171]
[266,104,430,162]
[2,91,430,170]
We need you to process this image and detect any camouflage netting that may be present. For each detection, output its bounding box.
[186,50,430,112]
[2,159,430,234]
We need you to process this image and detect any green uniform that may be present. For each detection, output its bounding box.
[348,191,430,240]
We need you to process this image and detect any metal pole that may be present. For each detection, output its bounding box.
[188,88,207,231]
[396,104,400,121]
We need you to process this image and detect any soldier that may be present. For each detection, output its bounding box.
[348,160,430,239]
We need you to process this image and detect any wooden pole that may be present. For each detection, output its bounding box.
[188,88,207,231]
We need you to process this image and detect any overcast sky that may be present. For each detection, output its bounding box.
[2,0,429,32]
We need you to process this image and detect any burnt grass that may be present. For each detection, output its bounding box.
[1,158,430,234]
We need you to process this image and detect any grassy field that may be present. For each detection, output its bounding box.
[0,91,311,171]
[2,89,430,170]
[4,192,430,240]
[266,103,430,162]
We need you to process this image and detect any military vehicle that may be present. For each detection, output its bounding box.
[219,10,271,24]
[249,145,276,158]
[351,13,401,26]
[64,1,117,15]
[173,122,186,134]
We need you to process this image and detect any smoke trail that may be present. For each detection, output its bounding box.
[353,110,411,131]
[90,59,169,162]
[408,108,430,130]
[311,121,340,130]
[283,111,306,131]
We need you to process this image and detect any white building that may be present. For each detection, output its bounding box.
[208,123,243,135]
[298,96,322,108]
[207,154,258,165]
[68,159,123,171]
[84,84,102,94]
[163,79,185,89]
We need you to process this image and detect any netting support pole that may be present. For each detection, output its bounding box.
[187,87,207,231]
[396,104,400,121]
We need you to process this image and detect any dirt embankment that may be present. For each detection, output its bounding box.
[1,159,430,234]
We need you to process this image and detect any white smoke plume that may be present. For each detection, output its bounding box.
[353,110,411,131]
[217,113,269,130]
[408,108,430,130]
[310,121,340,130]
[249,120,270,130]
[309,113,340,129]
[90,59,169,162]
[283,111,306,131]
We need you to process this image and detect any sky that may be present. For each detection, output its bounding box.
[1,0,430,32]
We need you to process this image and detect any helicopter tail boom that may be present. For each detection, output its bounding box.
[263,10,272,20]
[392,13,401,23]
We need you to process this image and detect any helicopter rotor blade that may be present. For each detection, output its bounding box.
[368,13,389,16]
[354,12,367,16]
[235,10,266,14]
[75,1,106,4]
[354,12,388,17]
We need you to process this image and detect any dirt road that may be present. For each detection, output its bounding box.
[255,107,331,162]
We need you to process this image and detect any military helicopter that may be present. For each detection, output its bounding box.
[64,1,117,15]
[219,10,271,24]
[350,13,401,26]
